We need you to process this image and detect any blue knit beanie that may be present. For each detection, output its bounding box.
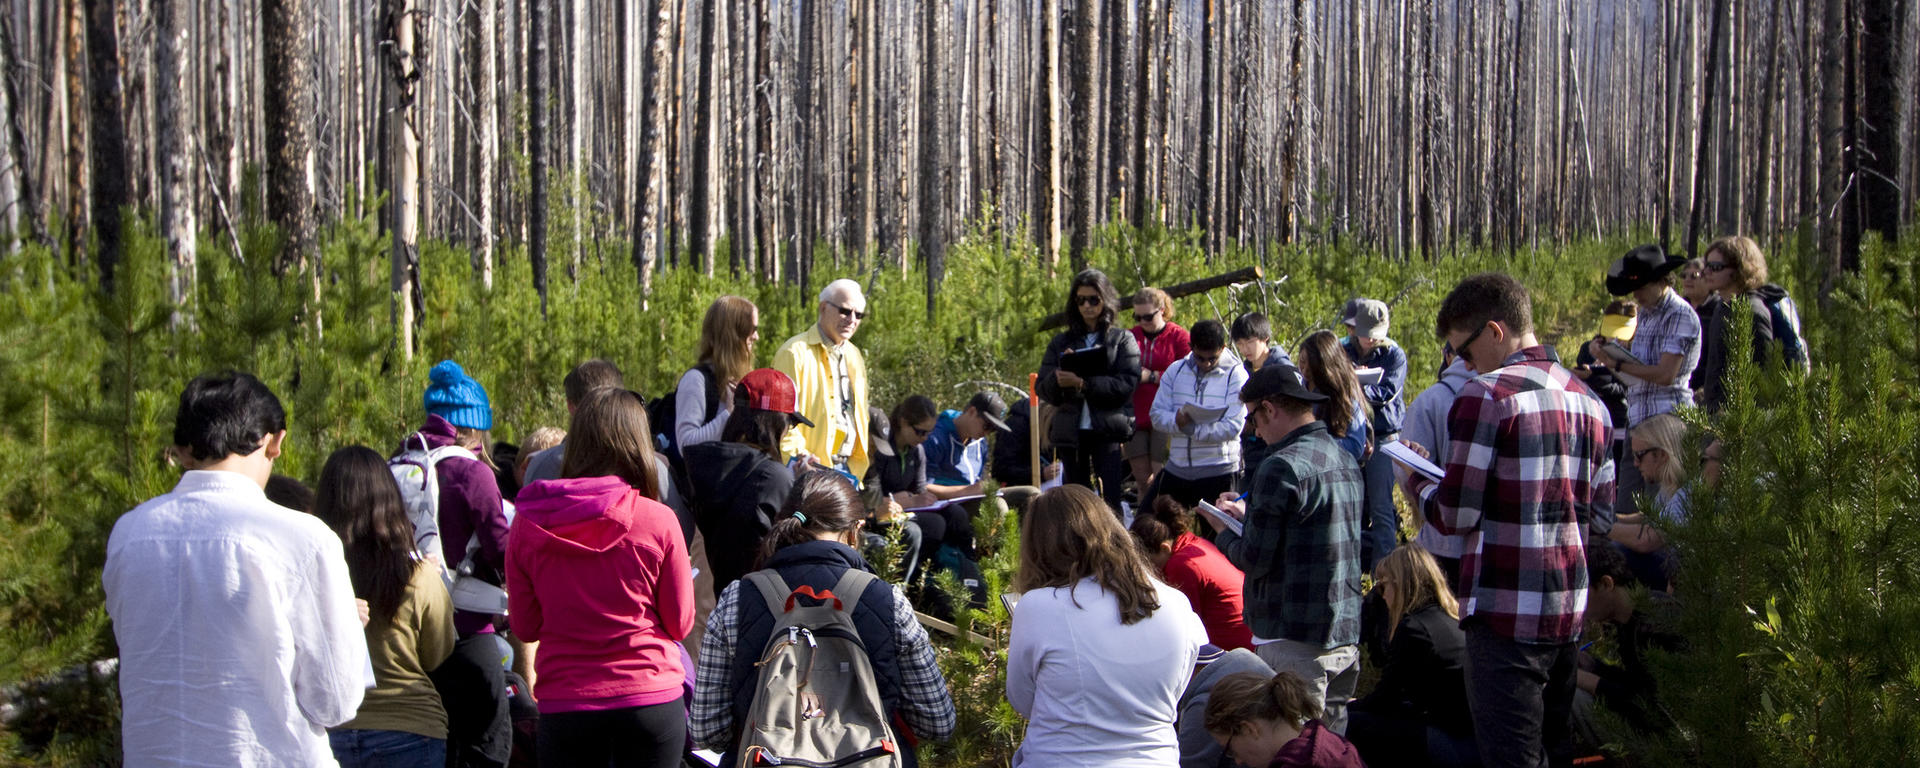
[423,360,492,430]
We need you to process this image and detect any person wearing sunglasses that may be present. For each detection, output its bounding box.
[1129,287,1192,497]
[1037,269,1143,509]
[1402,273,1615,768]
[1693,236,1788,413]
[1605,413,1693,593]
[772,278,873,483]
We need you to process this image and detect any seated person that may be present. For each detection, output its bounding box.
[1345,545,1478,768]
[1178,645,1275,768]
[865,396,984,611]
[1575,543,1686,748]
[989,398,1059,512]
[922,391,1013,500]
[1606,414,1696,592]
[1129,497,1254,651]
[1203,671,1365,768]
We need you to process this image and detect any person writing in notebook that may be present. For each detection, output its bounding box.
[1208,363,1365,734]
[922,390,1014,499]
[1146,319,1249,509]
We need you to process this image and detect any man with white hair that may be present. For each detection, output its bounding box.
[773,278,872,482]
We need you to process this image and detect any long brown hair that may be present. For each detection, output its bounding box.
[560,388,663,500]
[1127,495,1194,556]
[1016,485,1162,625]
[1295,329,1363,439]
[697,295,759,386]
[312,446,418,627]
[755,471,867,570]
[1204,671,1322,736]
[1373,544,1460,641]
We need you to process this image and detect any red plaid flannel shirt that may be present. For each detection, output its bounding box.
[1409,346,1615,645]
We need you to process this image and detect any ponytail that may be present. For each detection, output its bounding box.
[1128,496,1193,559]
[1203,671,1323,739]
[753,471,866,570]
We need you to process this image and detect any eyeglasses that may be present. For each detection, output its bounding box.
[1075,294,1104,307]
[1633,446,1662,461]
[1456,322,1489,357]
[1681,270,1704,280]
[1702,261,1733,273]
[833,303,867,321]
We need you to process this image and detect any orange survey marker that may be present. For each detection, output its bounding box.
[1028,373,1042,489]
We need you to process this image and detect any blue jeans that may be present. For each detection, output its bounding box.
[329,729,447,768]
[1360,433,1400,571]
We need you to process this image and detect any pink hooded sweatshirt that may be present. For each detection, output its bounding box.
[508,475,694,712]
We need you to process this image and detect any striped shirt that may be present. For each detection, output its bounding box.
[1410,346,1615,646]
[1625,289,1701,425]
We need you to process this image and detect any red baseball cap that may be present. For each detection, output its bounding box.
[738,368,815,427]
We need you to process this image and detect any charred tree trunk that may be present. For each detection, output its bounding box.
[265,0,316,272]
[1684,0,1727,258]
[155,0,198,317]
[84,0,129,288]
[530,0,551,313]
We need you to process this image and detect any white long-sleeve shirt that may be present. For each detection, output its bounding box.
[105,470,368,767]
[1007,577,1207,768]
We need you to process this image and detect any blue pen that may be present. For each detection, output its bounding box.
[1233,491,1249,502]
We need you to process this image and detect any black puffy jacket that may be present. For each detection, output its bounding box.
[1036,325,1141,447]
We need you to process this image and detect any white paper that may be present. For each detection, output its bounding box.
[1119,501,1135,529]
[1195,499,1245,537]
[1354,366,1384,385]
[1001,592,1021,615]
[1381,440,1446,483]
[1038,461,1065,490]
[1180,403,1229,423]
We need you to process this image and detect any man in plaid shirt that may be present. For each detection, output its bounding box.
[1401,273,1616,768]
[1212,362,1365,734]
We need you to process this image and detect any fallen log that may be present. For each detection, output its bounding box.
[1035,264,1267,332]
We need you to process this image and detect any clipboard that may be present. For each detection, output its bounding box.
[1060,344,1108,377]
[1602,340,1645,367]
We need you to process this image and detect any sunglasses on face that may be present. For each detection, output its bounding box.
[1633,446,1661,461]
[909,422,934,437]
[833,303,867,321]
[1076,294,1104,307]
[1702,261,1733,273]
[1133,310,1160,322]
[1456,323,1488,356]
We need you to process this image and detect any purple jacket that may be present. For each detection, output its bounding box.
[406,414,510,635]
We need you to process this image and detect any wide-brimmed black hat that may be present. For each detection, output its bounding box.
[1606,244,1688,296]
[1240,363,1329,404]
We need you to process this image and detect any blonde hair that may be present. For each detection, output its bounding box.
[697,295,758,387]
[1204,672,1321,737]
[520,427,566,458]
[452,427,498,470]
[1631,413,1689,496]
[1132,287,1175,320]
[1705,236,1770,295]
[1016,486,1163,625]
[1373,544,1460,641]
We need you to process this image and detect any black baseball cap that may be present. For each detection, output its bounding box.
[967,391,1012,433]
[1239,363,1329,404]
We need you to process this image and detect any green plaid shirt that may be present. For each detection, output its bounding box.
[1218,421,1364,649]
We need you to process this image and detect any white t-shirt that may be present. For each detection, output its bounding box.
[1007,577,1207,768]
[105,470,368,767]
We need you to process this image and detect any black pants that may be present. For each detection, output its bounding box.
[1062,433,1127,509]
[429,634,512,768]
[1142,470,1235,512]
[1462,620,1577,768]
[536,698,686,768]
[911,502,976,560]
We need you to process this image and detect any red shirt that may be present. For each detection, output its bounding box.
[1161,531,1254,650]
[1131,322,1191,429]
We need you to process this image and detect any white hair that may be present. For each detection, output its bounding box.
[819,278,866,308]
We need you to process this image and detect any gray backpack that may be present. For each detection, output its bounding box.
[736,569,903,768]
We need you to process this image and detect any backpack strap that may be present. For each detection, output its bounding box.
[695,362,722,424]
[747,571,794,619]
[824,569,880,616]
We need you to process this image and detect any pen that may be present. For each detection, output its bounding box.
[1233,492,1249,502]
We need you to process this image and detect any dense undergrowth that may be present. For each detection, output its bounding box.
[1,199,1915,765]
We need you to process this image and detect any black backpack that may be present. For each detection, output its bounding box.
[647,363,722,463]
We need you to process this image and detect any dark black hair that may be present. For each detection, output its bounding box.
[311,446,418,627]
[722,386,798,459]
[1229,312,1272,343]
[1190,319,1227,351]
[1586,538,1638,589]
[754,470,866,570]
[172,372,287,461]
[1436,272,1534,338]
[265,475,315,512]
[890,395,939,446]
[1064,269,1120,332]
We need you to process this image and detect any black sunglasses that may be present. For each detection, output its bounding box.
[1075,294,1104,307]
[833,303,867,320]
[1457,322,1489,356]
[1633,446,1662,461]
[1133,310,1160,322]
[1702,261,1733,273]
[909,422,934,437]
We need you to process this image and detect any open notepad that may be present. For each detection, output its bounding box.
[1381,441,1446,483]
[1354,366,1384,385]
[903,493,992,514]
[1180,403,1230,423]
[1194,500,1244,537]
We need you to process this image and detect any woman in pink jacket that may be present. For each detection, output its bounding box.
[509,388,695,768]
